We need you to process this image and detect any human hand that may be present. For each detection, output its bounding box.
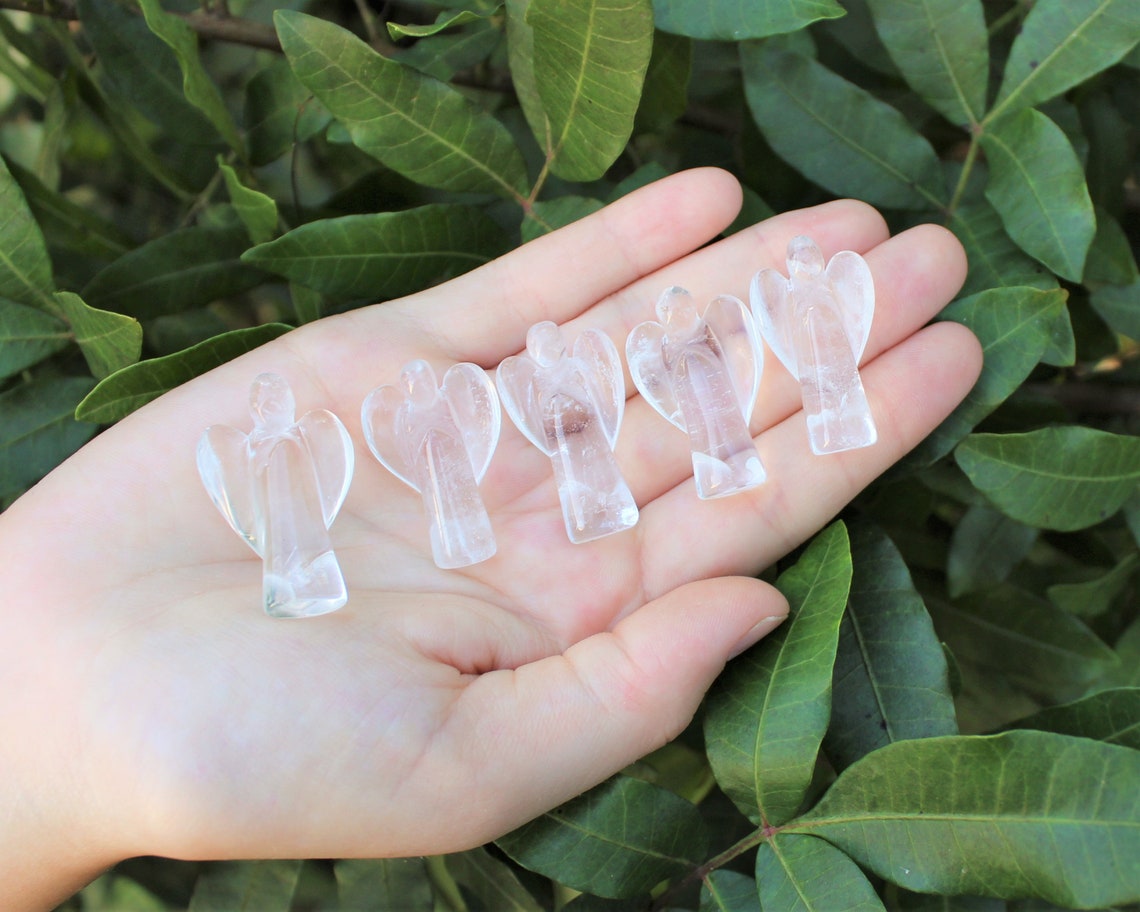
[0,168,981,908]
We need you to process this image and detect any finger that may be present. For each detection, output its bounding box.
[449,576,788,845]
[635,320,983,598]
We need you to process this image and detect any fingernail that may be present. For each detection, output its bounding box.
[729,613,787,659]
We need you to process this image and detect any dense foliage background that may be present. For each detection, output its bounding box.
[0,0,1135,907]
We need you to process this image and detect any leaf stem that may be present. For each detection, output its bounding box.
[649,826,769,911]
[947,134,981,218]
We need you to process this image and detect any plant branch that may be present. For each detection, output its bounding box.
[0,0,282,51]
[649,826,769,911]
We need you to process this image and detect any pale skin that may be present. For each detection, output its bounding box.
[0,168,982,910]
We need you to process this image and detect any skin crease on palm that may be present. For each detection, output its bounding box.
[0,168,982,910]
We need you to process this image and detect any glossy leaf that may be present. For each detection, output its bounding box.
[699,870,760,912]
[446,847,543,912]
[1047,553,1139,619]
[981,108,1095,282]
[186,860,301,911]
[243,57,332,167]
[82,226,268,320]
[653,0,843,40]
[948,201,1055,297]
[334,858,434,910]
[741,44,944,210]
[496,775,707,899]
[865,0,988,127]
[276,11,528,199]
[756,833,885,911]
[527,0,653,181]
[991,0,1140,122]
[0,297,67,378]
[705,522,852,826]
[908,286,1066,466]
[0,375,97,498]
[946,504,1037,597]
[218,161,277,246]
[825,523,957,773]
[790,732,1140,907]
[0,154,54,311]
[930,585,1118,700]
[134,0,242,152]
[1010,688,1140,750]
[243,204,508,301]
[54,291,142,380]
[956,427,1140,531]
[75,323,291,424]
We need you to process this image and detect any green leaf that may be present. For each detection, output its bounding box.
[653,0,844,40]
[54,291,142,380]
[955,427,1140,531]
[334,858,434,910]
[218,161,278,246]
[243,57,332,168]
[1047,552,1139,619]
[789,732,1140,907]
[77,0,220,147]
[946,504,1037,597]
[242,204,508,301]
[527,0,653,181]
[521,195,605,242]
[1084,207,1139,287]
[0,153,54,311]
[134,0,243,152]
[82,226,268,320]
[394,14,503,81]
[908,286,1067,466]
[741,44,944,210]
[980,109,1096,283]
[187,860,301,911]
[635,30,691,133]
[75,323,291,424]
[496,775,707,900]
[929,585,1118,700]
[1010,688,1140,750]
[1091,280,1140,340]
[705,522,852,826]
[864,0,988,127]
[990,0,1140,122]
[0,375,97,498]
[756,833,885,911]
[699,870,760,912]
[948,201,1055,298]
[0,297,68,379]
[388,8,497,39]
[825,523,957,773]
[290,283,324,325]
[446,848,543,912]
[505,0,547,153]
[276,11,528,199]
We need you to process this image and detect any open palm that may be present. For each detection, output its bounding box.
[0,169,980,894]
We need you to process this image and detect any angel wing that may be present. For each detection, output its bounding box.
[703,294,763,421]
[572,329,625,449]
[441,362,501,484]
[824,250,874,365]
[496,353,554,456]
[197,424,261,555]
[362,384,420,491]
[627,319,683,430]
[750,267,798,377]
[296,408,354,527]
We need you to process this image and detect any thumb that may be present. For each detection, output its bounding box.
[459,576,788,842]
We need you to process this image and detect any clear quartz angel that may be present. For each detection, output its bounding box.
[197,373,354,618]
[362,360,500,569]
[627,288,765,500]
[497,321,638,544]
[750,235,878,455]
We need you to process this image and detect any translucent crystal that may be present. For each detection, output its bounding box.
[362,360,501,569]
[197,373,354,618]
[497,321,638,543]
[750,235,878,455]
[627,288,766,499]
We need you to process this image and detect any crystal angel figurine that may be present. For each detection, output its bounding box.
[197,373,354,618]
[750,235,878,455]
[627,288,766,500]
[497,321,638,544]
[362,360,500,569]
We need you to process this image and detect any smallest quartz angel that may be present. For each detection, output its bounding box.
[750,235,877,455]
[627,288,766,499]
[362,360,500,569]
[197,373,354,618]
